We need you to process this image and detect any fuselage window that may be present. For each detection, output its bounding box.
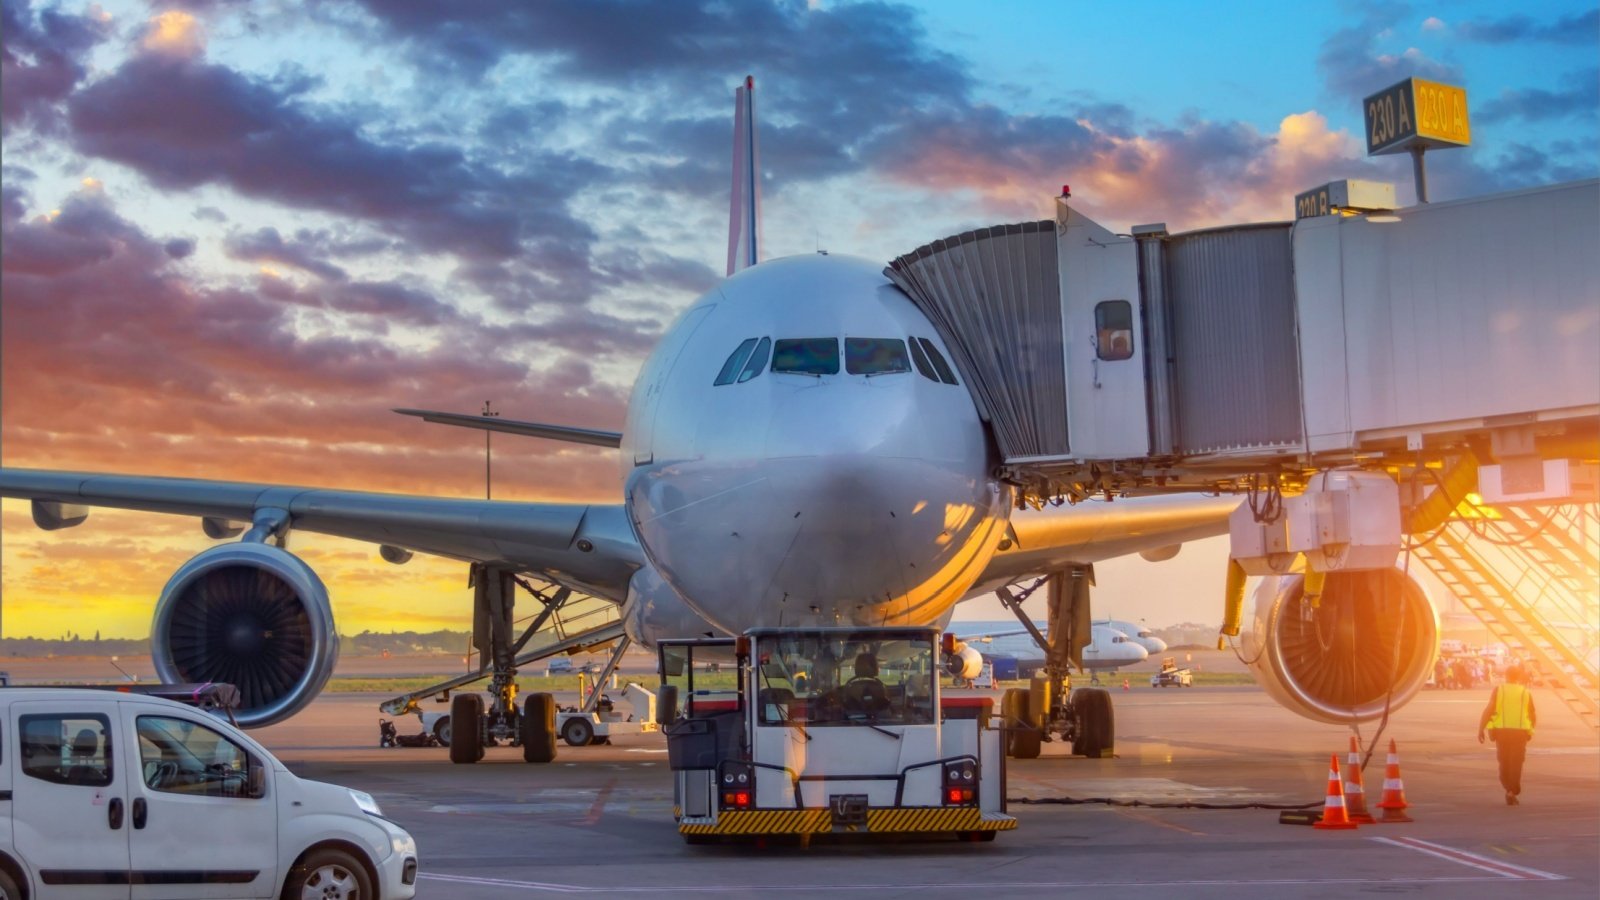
[916,337,959,385]
[772,338,839,376]
[715,338,760,385]
[737,336,771,383]
[1095,299,1135,361]
[845,338,910,376]
[908,336,939,382]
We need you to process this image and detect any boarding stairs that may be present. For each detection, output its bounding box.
[1412,502,1600,732]
[379,581,626,717]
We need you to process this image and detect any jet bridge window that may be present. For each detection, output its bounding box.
[772,338,839,375]
[1095,300,1135,361]
[845,338,910,376]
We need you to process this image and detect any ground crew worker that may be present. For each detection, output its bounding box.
[1477,664,1537,805]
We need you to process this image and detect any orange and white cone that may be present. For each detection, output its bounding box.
[1376,739,1414,823]
[1314,753,1360,830]
[1343,736,1375,824]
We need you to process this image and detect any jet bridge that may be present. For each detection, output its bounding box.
[888,177,1600,730]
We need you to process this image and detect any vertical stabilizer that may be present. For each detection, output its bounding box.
[726,75,763,276]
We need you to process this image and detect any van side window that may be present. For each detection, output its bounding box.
[714,338,759,385]
[19,713,113,786]
[737,337,771,383]
[915,338,959,385]
[1095,299,1135,361]
[137,716,259,799]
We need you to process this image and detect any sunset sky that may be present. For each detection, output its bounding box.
[3,0,1596,638]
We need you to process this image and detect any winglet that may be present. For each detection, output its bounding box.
[726,74,763,276]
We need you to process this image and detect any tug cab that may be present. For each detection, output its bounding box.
[658,627,1015,842]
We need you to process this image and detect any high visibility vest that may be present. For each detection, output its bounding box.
[1488,683,1533,733]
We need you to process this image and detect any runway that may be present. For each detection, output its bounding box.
[249,684,1599,899]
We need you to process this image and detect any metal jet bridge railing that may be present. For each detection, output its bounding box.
[1413,502,1600,731]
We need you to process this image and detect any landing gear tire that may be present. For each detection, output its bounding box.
[433,716,452,748]
[521,693,558,763]
[283,848,372,900]
[1071,688,1115,759]
[1004,687,1042,759]
[0,866,19,900]
[561,716,596,747]
[449,693,484,764]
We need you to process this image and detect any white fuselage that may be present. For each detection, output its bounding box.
[621,254,1013,634]
[1096,618,1168,655]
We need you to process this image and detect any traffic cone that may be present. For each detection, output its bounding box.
[1343,736,1375,824]
[1375,739,1414,823]
[1314,753,1360,830]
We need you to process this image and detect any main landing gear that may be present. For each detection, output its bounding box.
[996,566,1116,760]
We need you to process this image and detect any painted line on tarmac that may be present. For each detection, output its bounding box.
[1371,836,1567,881]
[419,873,1503,893]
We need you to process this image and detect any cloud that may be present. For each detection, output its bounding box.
[1,0,110,134]
[1421,16,1446,32]
[1477,69,1600,125]
[141,9,205,59]
[1317,4,1461,102]
[226,227,349,281]
[65,52,607,284]
[1455,10,1599,44]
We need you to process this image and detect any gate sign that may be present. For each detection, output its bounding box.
[1363,78,1471,156]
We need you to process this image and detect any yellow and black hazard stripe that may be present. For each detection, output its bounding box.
[679,808,1017,836]
[680,809,831,835]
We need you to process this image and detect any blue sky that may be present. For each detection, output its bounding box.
[2,0,1595,635]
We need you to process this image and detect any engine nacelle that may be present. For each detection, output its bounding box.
[1240,567,1438,725]
[944,644,984,680]
[151,543,339,728]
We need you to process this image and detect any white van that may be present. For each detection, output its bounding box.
[0,688,417,899]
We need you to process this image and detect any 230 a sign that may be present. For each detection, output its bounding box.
[1364,78,1471,156]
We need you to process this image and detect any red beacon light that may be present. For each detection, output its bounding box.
[1060,184,1072,198]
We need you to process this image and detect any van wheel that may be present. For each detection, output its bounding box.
[449,694,484,764]
[0,866,20,900]
[433,716,452,747]
[284,848,371,900]
[522,693,557,762]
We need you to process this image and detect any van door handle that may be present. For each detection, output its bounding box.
[132,797,148,829]
[108,797,124,830]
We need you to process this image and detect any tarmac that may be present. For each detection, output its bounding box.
[248,682,1600,899]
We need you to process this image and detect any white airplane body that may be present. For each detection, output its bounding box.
[958,623,1148,673]
[2,78,1434,731]
[1095,618,1167,655]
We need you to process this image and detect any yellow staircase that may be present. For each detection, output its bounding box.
[1413,501,1599,731]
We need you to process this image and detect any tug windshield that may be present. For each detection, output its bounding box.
[753,632,935,727]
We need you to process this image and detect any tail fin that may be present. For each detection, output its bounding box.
[726,75,763,276]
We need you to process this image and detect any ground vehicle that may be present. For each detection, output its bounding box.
[0,688,417,899]
[416,682,658,749]
[545,656,576,676]
[1151,657,1193,688]
[658,628,1015,842]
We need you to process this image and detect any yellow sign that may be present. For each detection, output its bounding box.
[1364,78,1470,156]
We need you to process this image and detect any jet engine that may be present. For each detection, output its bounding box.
[944,643,985,680]
[1240,567,1438,725]
[151,543,339,728]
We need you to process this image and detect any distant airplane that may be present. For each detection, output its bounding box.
[1094,619,1167,656]
[954,623,1149,682]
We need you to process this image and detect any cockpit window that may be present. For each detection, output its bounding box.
[772,338,839,376]
[737,337,770,383]
[714,338,759,386]
[908,336,939,382]
[844,338,910,376]
[915,337,959,385]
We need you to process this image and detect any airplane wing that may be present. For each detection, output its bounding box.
[392,408,622,448]
[0,468,642,600]
[971,493,1238,590]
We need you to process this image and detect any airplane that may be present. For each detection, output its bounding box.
[1094,619,1167,655]
[955,623,1149,681]
[0,76,1435,747]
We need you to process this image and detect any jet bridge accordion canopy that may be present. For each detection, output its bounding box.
[885,221,1069,463]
